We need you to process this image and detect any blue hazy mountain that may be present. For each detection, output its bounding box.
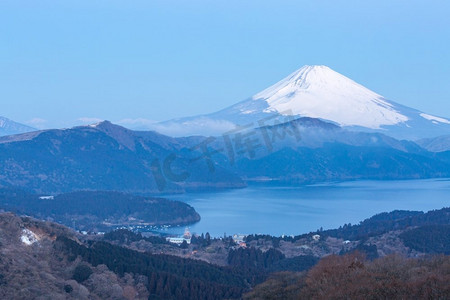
[0,116,35,136]
[210,117,450,183]
[0,121,245,194]
[416,134,450,152]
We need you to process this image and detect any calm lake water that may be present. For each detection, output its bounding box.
[161,179,450,237]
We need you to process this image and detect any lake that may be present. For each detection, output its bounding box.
[160,179,450,237]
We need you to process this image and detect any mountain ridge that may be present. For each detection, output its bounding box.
[0,122,245,194]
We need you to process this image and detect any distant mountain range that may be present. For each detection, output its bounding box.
[156,65,450,140]
[227,118,449,183]
[0,119,449,194]
[0,116,35,136]
[0,121,245,194]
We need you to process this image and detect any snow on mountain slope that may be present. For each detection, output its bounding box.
[252,65,408,129]
[420,113,450,125]
[155,65,450,139]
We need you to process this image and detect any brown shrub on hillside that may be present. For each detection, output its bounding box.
[245,253,450,300]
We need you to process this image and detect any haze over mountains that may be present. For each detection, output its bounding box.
[157,65,450,140]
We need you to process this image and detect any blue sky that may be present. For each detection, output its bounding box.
[1,0,449,129]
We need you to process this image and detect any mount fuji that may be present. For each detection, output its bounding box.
[157,65,450,140]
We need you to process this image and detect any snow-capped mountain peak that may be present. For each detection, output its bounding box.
[154,65,450,139]
[251,65,408,129]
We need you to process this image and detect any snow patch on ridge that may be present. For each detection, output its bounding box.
[420,113,450,125]
[252,65,409,129]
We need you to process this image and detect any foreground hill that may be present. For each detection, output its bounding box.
[244,254,450,300]
[0,207,448,299]
[0,213,253,299]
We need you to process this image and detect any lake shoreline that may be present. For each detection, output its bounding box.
[156,178,450,237]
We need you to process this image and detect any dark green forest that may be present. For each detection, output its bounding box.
[0,188,200,231]
[400,224,450,254]
[56,236,256,300]
[246,207,450,249]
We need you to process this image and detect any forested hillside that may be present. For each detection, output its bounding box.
[0,188,200,231]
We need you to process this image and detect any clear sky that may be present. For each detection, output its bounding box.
[1,0,449,129]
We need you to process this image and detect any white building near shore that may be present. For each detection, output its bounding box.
[166,237,191,245]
